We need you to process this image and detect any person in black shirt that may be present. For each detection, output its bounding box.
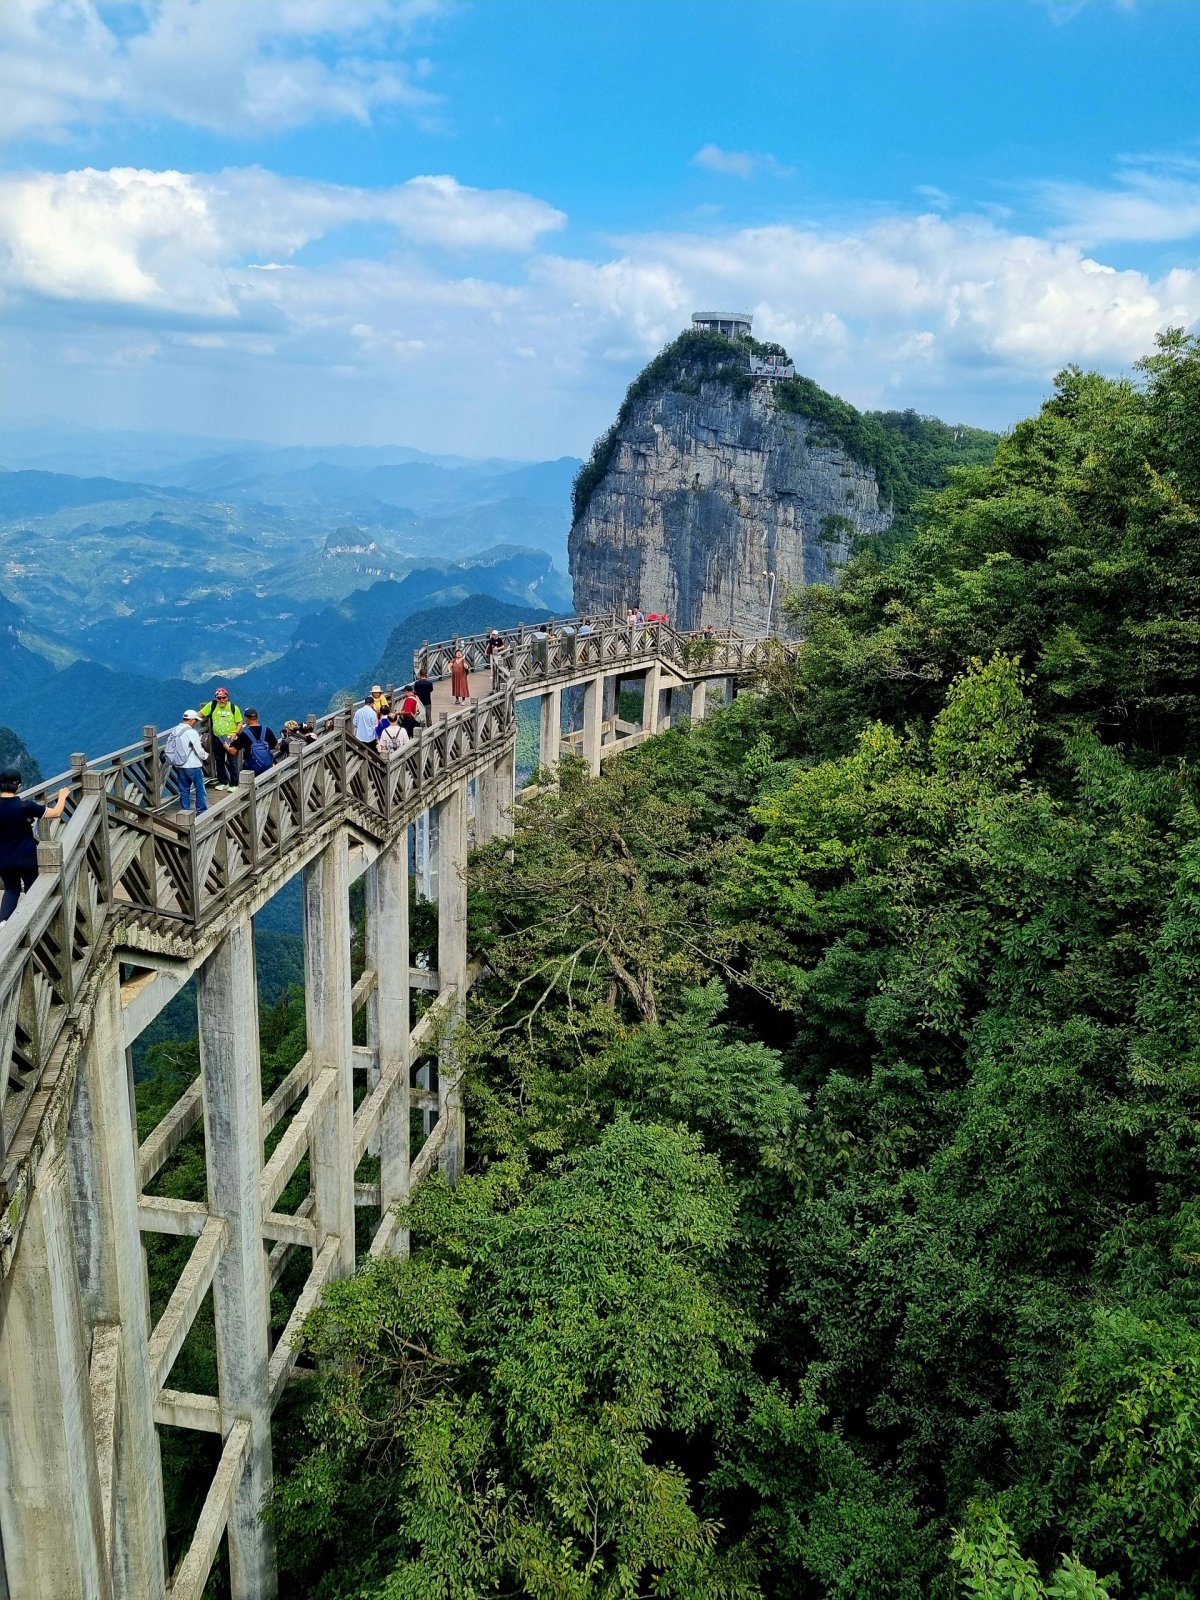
[0,769,69,923]
[225,709,279,774]
[414,669,434,720]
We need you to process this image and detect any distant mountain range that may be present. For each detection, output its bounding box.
[0,430,579,779]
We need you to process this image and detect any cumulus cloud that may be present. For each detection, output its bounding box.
[0,0,445,140]
[692,144,793,180]
[0,166,565,312]
[2,161,1198,455]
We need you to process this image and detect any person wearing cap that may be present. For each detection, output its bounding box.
[173,711,208,814]
[199,687,242,790]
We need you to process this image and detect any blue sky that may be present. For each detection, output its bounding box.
[2,0,1199,458]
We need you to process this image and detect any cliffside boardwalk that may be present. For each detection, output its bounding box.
[0,615,773,1600]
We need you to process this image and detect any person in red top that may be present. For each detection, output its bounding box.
[397,686,420,736]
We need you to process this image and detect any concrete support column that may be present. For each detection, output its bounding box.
[416,807,438,902]
[539,687,562,776]
[642,664,662,737]
[367,836,411,1255]
[582,675,603,776]
[0,1151,111,1600]
[436,782,468,1182]
[195,917,276,1600]
[304,836,356,1279]
[68,968,167,1597]
[691,679,708,723]
[602,675,617,744]
[475,747,514,846]
[659,686,674,731]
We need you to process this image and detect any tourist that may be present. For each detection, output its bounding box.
[484,629,506,661]
[397,686,421,736]
[450,648,470,705]
[377,716,410,758]
[578,616,594,636]
[199,687,242,791]
[414,667,434,720]
[370,683,389,713]
[282,719,316,746]
[353,695,378,743]
[227,709,278,774]
[626,607,637,628]
[702,623,715,640]
[0,772,69,924]
[635,608,645,626]
[169,710,208,814]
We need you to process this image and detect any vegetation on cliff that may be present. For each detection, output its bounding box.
[266,333,1200,1597]
[570,328,999,544]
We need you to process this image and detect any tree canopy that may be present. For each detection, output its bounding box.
[261,333,1200,1597]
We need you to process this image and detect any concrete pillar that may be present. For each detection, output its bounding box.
[367,837,411,1255]
[642,664,662,737]
[475,747,514,846]
[196,919,276,1600]
[68,968,167,1597]
[539,687,562,776]
[0,1151,111,1600]
[436,782,468,1182]
[416,806,438,902]
[691,679,707,723]
[582,675,603,777]
[304,836,356,1279]
[602,675,617,744]
[659,685,674,731]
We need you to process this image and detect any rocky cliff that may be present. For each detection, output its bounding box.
[568,336,893,635]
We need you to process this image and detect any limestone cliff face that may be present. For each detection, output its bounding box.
[568,372,892,634]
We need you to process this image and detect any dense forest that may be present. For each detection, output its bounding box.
[143,332,1200,1596]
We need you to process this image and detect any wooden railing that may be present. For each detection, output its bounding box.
[0,690,515,1179]
[417,617,783,689]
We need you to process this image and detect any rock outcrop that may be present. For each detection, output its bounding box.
[568,343,892,634]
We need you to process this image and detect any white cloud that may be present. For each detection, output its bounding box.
[2,161,1198,456]
[0,0,446,140]
[0,166,565,311]
[692,144,793,181]
[1039,162,1200,244]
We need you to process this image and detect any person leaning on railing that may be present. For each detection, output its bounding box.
[0,769,69,924]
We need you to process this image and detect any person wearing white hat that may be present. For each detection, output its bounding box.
[166,710,208,814]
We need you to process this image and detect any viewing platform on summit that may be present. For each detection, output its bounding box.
[691,310,753,337]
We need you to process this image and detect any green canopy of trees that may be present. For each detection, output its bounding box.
[266,334,1200,1597]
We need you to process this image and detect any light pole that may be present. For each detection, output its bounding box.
[762,569,776,635]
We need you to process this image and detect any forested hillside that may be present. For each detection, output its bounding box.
[258,333,1200,1598]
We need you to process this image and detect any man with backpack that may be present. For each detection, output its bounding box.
[165,710,208,813]
[226,708,278,777]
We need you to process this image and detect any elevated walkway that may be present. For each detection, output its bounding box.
[0,616,778,1600]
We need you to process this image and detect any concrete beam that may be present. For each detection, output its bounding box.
[167,1418,249,1600]
[436,784,468,1182]
[154,1390,221,1434]
[0,1152,111,1600]
[147,1217,225,1395]
[582,676,603,777]
[196,919,276,1599]
[70,966,168,1596]
[303,838,356,1281]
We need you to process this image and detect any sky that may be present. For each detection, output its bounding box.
[2,0,1200,460]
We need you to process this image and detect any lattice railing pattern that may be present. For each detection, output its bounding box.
[416,617,783,688]
[0,690,515,1172]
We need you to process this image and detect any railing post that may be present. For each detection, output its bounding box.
[81,771,112,901]
[239,770,259,874]
[143,725,161,808]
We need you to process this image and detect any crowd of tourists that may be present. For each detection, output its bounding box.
[0,611,683,925]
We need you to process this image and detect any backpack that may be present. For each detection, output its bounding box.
[162,726,190,769]
[243,724,273,775]
[412,697,427,726]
